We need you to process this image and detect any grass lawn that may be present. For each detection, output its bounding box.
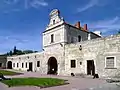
[0,70,22,76]
[1,77,67,88]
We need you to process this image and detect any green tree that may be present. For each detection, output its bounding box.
[22,50,34,54]
[118,30,120,34]
[13,46,17,55]
[9,51,13,56]
[16,50,24,55]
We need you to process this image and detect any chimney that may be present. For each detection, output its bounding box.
[84,24,87,30]
[75,21,80,29]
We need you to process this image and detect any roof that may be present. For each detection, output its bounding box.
[43,21,101,37]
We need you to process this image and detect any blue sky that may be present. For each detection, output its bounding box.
[0,0,119,54]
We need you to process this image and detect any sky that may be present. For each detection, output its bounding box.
[0,0,120,54]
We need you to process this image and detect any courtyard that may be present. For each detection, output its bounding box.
[0,70,120,90]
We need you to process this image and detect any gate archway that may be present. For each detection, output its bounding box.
[47,57,58,75]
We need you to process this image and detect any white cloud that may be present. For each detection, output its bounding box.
[77,0,99,13]
[85,16,120,36]
[3,9,21,13]
[76,0,109,13]
[30,0,48,8]
[2,0,48,13]
[4,0,19,5]
[0,30,42,54]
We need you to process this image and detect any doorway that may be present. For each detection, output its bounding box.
[29,62,33,71]
[47,57,58,75]
[7,61,12,69]
[0,63,2,67]
[87,60,95,75]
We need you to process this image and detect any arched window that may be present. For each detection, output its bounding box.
[53,20,55,24]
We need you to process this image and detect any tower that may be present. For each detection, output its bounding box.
[43,9,66,50]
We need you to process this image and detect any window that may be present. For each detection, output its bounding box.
[105,57,116,69]
[78,35,81,42]
[71,60,76,68]
[37,61,40,67]
[51,34,54,43]
[26,63,27,68]
[27,56,29,59]
[22,63,24,68]
[17,63,19,67]
[0,63,2,67]
[13,63,15,67]
[53,20,55,24]
[71,37,74,43]
[80,62,82,65]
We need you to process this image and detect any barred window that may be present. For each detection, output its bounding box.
[105,57,115,69]
[71,60,76,68]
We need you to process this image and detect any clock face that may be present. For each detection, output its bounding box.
[50,9,59,17]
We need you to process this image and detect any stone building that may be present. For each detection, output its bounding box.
[0,55,7,69]
[7,9,120,78]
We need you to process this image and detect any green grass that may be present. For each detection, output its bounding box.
[0,70,21,75]
[1,77,66,88]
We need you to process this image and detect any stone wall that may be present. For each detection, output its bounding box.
[7,44,66,75]
[65,34,120,77]
[7,52,44,72]
[0,55,7,68]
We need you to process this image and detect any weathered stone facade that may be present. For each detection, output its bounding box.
[65,35,120,77]
[6,9,120,78]
[0,55,7,69]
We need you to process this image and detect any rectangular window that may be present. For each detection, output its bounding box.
[37,61,40,67]
[71,60,76,68]
[17,63,19,67]
[26,63,27,68]
[51,34,54,43]
[13,63,15,67]
[22,63,24,68]
[105,57,115,69]
[71,37,74,43]
[78,35,81,42]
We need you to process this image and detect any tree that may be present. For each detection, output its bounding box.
[9,51,13,56]
[118,30,120,34]
[22,50,34,54]
[13,46,17,55]
[7,52,9,56]
[34,51,38,53]
[16,50,24,55]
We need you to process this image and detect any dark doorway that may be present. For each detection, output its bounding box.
[0,63,2,67]
[47,57,58,75]
[7,61,12,69]
[29,62,33,71]
[87,60,95,75]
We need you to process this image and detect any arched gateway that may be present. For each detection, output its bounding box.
[47,57,58,75]
[7,61,12,69]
